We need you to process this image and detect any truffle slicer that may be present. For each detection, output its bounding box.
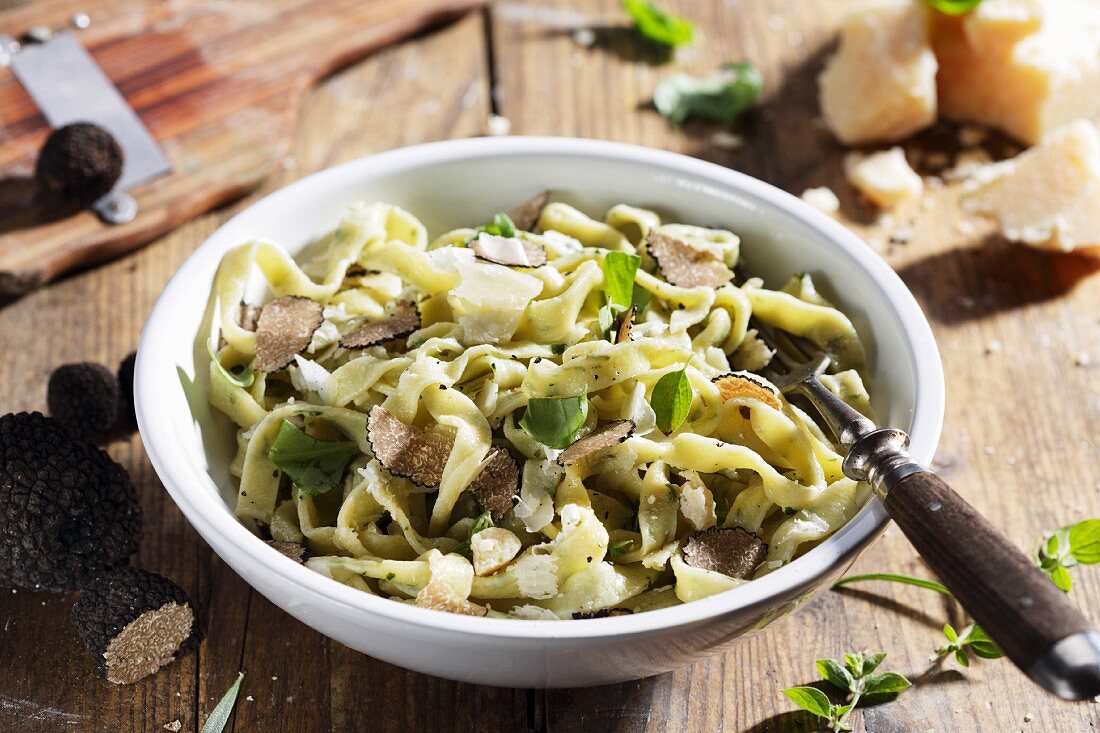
[1,30,171,223]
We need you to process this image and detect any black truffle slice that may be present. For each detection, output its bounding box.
[47,362,121,441]
[507,190,551,232]
[340,300,420,349]
[253,296,323,372]
[71,568,199,684]
[238,303,261,332]
[614,305,636,345]
[265,540,306,563]
[35,122,124,204]
[572,607,634,619]
[117,352,138,429]
[712,373,782,410]
[468,448,520,519]
[0,412,141,592]
[556,420,636,467]
[470,235,548,268]
[682,527,767,580]
[647,228,734,289]
[366,406,451,489]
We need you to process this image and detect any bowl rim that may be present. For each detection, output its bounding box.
[136,135,944,640]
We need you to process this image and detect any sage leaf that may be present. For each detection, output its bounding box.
[201,672,245,733]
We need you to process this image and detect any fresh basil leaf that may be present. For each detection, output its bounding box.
[780,686,833,720]
[520,395,589,449]
[924,0,983,16]
[621,0,696,47]
[1069,519,1100,565]
[267,420,358,495]
[815,658,854,692]
[201,672,245,733]
[650,366,691,434]
[608,538,634,560]
[598,303,624,337]
[493,212,518,238]
[207,341,254,389]
[602,251,642,309]
[653,61,763,127]
[861,671,911,696]
[632,283,652,313]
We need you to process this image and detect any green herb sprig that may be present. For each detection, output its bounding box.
[519,395,589,449]
[782,652,910,731]
[622,0,697,47]
[451,511,494,559]
[267,420,358,495]
[608,538,634,560]
[939,623,1002,667]
[466,212,518,243]
[1037,519,1100,592]
[653,61,763,127]
[200,672,245,733]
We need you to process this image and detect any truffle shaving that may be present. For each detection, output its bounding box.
[0,412,141,591]
[238,303,260,332]
[572,608,634,619]
[266,540,307,563]
[70,568,199,684]
[682,526,767,580]
[507,190,551,232]
[341,300,420,349]
[712,373,782,410]
[647,228,734,288]
[254,296,323,372]
[556,420,636,467]
[471,234,548,267]
[366,405,451,488]
[615,305,636,344]
[468,448,521,519]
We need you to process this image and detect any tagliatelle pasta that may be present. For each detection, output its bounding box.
[204,197,873,619]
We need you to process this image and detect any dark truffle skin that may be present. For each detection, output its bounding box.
[71,567,200,684]
[35,123,124,204]
[0,413,141,591]
[117,352,138,428]
[47,362,122,440]
[572,607,634,619]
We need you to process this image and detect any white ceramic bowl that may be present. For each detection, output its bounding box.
[136,136,944,688]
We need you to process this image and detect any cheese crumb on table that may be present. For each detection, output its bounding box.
[933,0,1100,145]
[844,147,924,209]
[963,119,1100,251]
[800,187,840,214]
[818,0,937,145]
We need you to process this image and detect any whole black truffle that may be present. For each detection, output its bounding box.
[0,412,141,591]
[71,567,200,684]
[117,352,137,428]
[47,362,122,440]
[35,122,124,204]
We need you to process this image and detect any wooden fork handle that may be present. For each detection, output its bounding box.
[881,469,1100,699]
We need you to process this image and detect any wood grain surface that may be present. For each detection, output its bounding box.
[0,0,486,295]
[1,1,1098,731]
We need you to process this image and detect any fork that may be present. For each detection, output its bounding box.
[752,319,1100,700]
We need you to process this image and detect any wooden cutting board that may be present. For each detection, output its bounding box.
[0,0,486,296]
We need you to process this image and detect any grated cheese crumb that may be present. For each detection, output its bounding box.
[800,187,840,214]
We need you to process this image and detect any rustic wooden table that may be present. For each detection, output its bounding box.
[1,1,1098,731]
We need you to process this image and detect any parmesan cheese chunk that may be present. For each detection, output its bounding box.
[963,119,1100,251]
[933,0,1100,144]
[818,1,937,145]
[471,527,523,576]
[844,147,924,209]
